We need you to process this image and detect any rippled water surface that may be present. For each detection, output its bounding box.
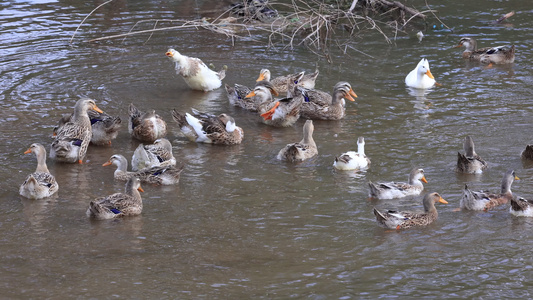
[2,0,533,298]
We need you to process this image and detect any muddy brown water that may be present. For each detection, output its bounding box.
[1,0,533,298]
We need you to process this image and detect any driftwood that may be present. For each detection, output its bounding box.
[364,0,426,19]
[71,0,447,60]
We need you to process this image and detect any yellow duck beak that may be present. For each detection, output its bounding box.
[245,91,256,98]
[425,70,435,79]
[92,104,104,114]
[345,88,358,101]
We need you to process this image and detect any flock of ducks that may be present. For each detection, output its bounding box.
[20,37,527,226]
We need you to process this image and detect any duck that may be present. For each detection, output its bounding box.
[256,69,319,94]
[224,81,278,112]
[454,37,515,65]
[521,144,533,160]
[277,120,318,162]
[405,58,436,89]
[299,82,357,120]
[128,103,167,144]
[509,196,533,217]
[49,138,82,164]
[165,48,226,92]
[172,109,244,145]
[51,98,103,164]
[54,109,121,146]
[19,143,59,199]
[373,192,448,230]
[333,137,370,171]
[103,154,184,186]
[131,138,176,172]
[86,177,144,220]
[246,84,304,127]
[368,168,428,200]
[455,136,488,174]
[460,169,519,211]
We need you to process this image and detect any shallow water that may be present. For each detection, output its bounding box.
[2,0,533,298]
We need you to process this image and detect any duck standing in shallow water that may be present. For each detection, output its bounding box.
[333,137,370,171]
[373,192,448,230]
[456,136,488,174]
[368,168,428,200]
[460,170,519,211]
[405,58,435,89]
[131,138,176,172]
[87,177,144,220]
[54,109,121,146]
[128,103,167,144]
[172,109,243,145]
[103,154,183,186]
[454,37,515,65]
[51,98,103,164]
[165,48,226,92]
[20,143,59,199]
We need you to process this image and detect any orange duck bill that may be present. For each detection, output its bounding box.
[345,88,358,101]
[260,102,280,120]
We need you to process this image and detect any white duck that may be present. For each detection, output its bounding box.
[333,137,370,171]
[368,168,428,200]
[405,58,436,89]
[165,48,226,92]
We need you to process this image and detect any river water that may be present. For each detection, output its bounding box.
[2,0,533,298]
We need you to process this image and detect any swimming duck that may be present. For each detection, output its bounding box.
[256,69,319,94]
[299,82,357,120]
[131,138,176,172]
[103,154,184,186]
[86,177,144,220]
[368,168,428,200]
[225,81,278,112]
[456,136,488,174]
[128,103,167,144]
[333,137,370,171]
[277,120,317,162]
[521,144,533,160]
[510,196,533,217]
[455,37,515,64]
[405,58,436,89]
[49,138,82,164]
[172,109,244,145]
[19,143,59,199]
[460,169,519,211]
[54,109,121,146]
[165,48,226,92]
[373,192,448,230]
[246,84,303,127]
[51,98,103,164]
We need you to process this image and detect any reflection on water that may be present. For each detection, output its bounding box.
[1,0,533,298]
